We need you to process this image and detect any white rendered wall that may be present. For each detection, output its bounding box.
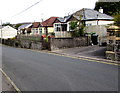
[0,26,17,39]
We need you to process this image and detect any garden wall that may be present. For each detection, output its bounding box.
[50,37,90,50]
[2,36,90,51]
[2,39,42,50]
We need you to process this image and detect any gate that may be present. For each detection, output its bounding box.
[91,34,98,45]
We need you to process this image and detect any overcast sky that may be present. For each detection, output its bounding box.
[0,0,98,24]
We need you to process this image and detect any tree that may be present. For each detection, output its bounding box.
[94,1,120,16]
[15,24,22,30]
[70,17,85,37]
[70,21,80,37]
[114,13,120,26]
[2,22,13,27]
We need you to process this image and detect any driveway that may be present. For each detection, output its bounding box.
[52,45,107,59]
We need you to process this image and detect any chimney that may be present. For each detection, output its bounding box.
[99,7,103,13]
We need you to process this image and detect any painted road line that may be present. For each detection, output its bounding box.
[0,68,22,93]
[61,54,119,66]
[29,49,119,66]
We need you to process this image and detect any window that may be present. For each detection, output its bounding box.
[54,24,61,31]
[39,28,42,34]
[54,23,67,32]
[36,28,38,33]
[86,23,92,26]
[32,28,35,34]
[61,24,67,31]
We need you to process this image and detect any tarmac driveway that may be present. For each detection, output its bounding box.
[52,45,107,59]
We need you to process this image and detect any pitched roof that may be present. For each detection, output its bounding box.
[64,15,73,22]
[57,17,65,23]
[32,22,42,28]
[0,25,17,30]
[42,17,58,27]
[73,8,114,21]
[18,23,32,30]
[55,8,113,23]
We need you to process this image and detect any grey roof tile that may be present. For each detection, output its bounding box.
[18,24,32,29]
[57,17,65,22]
[73,8,114,20]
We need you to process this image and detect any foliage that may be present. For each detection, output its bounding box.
[94,1,120,16]
[2,22,13,27]
[70,21,85,37]
[70,21,78,30]
[15,24,23,30]
[114,13,120,27]
[70,21,79,37]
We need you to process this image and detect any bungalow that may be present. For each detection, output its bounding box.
[0,25,17,39]
[31,22,43,35]
[18,23,32,35]
[41,17,58,35]
[53,8,114,38]
[54,17,71,37]
[72,8,114,26]
[70,8,114,44]
[60,8,114,32]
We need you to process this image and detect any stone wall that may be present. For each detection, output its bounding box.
[2,39,42,50]
[2,36,90,51]
[50,37,90,51]
[106,41,120,61]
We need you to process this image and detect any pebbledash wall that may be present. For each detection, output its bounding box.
[2,37,90,51]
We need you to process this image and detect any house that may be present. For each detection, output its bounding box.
[54,8,114,30]
[54,17,71,37]
[41,17,58,35]
[31,22,43,35]
[18,23,32,35]
[53,8,114,38]
[0,25,17,39]
[72,8,114,26]
[71,8,114,44]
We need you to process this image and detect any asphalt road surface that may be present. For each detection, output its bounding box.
[2,45,119,91]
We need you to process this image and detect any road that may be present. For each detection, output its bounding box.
[2,45,119,91]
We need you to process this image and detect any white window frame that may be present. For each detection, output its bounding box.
[54,23,67,32]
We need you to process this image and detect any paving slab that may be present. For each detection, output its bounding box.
[2,72,16,92]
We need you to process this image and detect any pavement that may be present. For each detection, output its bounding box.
[2,72,16,92]
[52,45,119,64]
[0,44,17,92]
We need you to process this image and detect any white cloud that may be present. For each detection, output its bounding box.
[0,0,98,23]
